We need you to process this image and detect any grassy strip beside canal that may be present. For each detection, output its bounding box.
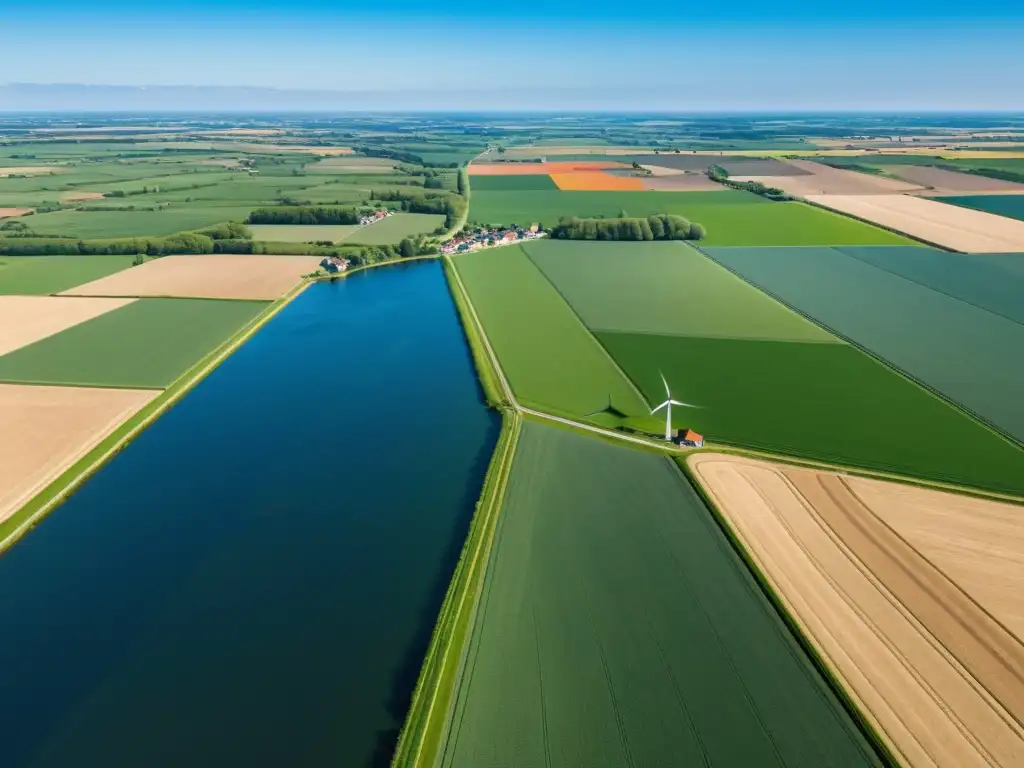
[392,408,521,768]
[0,281,310,555]
[442,255,505,408]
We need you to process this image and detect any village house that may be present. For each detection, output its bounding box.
[320,256,350,274]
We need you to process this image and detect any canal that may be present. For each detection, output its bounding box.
[0,261,500,767]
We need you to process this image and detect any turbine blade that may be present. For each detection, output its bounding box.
[670,399,700,408]
[660,371,670,399]
[651,400,670,413]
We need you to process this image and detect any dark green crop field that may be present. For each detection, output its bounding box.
[599,332,1024,494]
[469,174,558,191]
[0,255,137,295]
[524,239,835,340]
[23,206,256,238]
[0,298,267,388]
[935,194,1024,223]
[453,246,647,420]
[440,421,884,767]
[469,191,914,245]
[706,246,1024,446]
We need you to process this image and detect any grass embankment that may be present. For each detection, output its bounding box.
[391,409,521,768]
[441,255,504,407]
[0,282,308,554]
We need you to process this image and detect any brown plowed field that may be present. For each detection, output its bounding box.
[733,159,924,196]
[468,161,628,176]
[689,453,1024,768]
[0,296,135,357]
[0,208,33,219]
[61,254,319,300]
[549,171,645,190]
[805,194,1024,252]
[0,383,158,523]
[641,174,726,191]
[61,192,105,202]
[891,166,1024,195]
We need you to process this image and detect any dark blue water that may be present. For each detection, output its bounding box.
[0,261,499,768]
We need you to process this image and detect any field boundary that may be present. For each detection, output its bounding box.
[391,409,521,768]
[441,256,504,407]
[678,457,901,768]
[800,197,959,251]
[0,281,309,555]
[697,246,1024,458]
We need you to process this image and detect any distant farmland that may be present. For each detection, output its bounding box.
[707,245,1024,447]
[344,213,446,245]
[936,194,1024,222]
[469,190,915,245]
[452,246,647,421]
[440,421,884,767]
[23,206,255,238]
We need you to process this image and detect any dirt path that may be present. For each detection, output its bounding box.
[689,453,1024,767]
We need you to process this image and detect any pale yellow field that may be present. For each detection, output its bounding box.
[689,453,1024,768]
[60,191,105,202]
[61,254,320,300]
[0,296,136,357]
[0,166,63,177]
[805,194,1024,252]
[0,208,33,218]
[0,383,158,524]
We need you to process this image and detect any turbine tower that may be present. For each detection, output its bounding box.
[651,372,698,441]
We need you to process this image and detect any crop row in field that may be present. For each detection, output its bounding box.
[705,246,1024,448]
[452,246,647,422]
[0,298,268,388]
[440,421,884,767]
[468,190,915,245]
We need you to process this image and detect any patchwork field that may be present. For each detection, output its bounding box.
[22,206,257,239]
[890,165,1024,195]
[733,159,924,196]
[0,383,159,524]
[689,454,1024,767]
[0,296,135,355]
[0,298,267,388]
[805,194,1024,252]
[640,174,726,191]
[549,171,644,190]
[467,161,626,175]
[441,422,884,767]
[601,333,1024,493]
[453,246,647,421]
[468,175,558,191]
[707,246,1024,447]
[0,255,137,295]
[937,194,1024,222]
[247,224,362,243]
[62,254,318,301]
[470,190,915,244]
[305,157,398,174]
[523,240,834,340]
[344,213,446,245]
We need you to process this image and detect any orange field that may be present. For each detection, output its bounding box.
[468,161,628,176]
[549,171,646,191]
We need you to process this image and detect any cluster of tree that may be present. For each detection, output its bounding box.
[707,165,790,200]
[550,214,705,242]
[198,221,252,240]
[370,189,465,229]
[246,206,361,225]
[0,233,217,256]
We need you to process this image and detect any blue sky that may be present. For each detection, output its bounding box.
[2,2,1023,109]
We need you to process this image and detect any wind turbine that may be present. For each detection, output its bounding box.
[651,372,699,441]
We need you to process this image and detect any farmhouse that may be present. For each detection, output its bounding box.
[320,256,350,274]
[676,429,704,448]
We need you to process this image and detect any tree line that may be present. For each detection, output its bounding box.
[550,214,706,242]
[707,165,790,200]
[246,206,362,225]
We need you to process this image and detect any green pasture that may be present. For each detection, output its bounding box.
[0,298,267,388]
[441,420,884,767]
[345,213,446,245]
[304,157,397,173]
[22,206,255,238]
[524,240,835,340]
[935,194,1024,223]
[468,175,557,191]
[600,332,1024,494]
[469,191,914,244]
[454,246,647,420]
[295,182,372,204]
[248,224,361,243]
[706,246,1024,446]
[0,255,137,295]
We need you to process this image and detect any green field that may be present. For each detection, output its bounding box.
[453,246,647,420]
[345,213,447,245]
[0,255,137,295]
[935,194,1024,223]
[441,420,884,767]
[599,333,1024,493]
[469,191,914,244]
[22,206,255,238]
[706,246,1024,447]
[469,175,558,191]
[247,224,361,243]
[0,298,268,388]
[524,240,835,340]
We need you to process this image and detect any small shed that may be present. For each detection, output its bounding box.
[676,429,704,448]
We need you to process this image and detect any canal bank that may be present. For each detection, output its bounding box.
[0,261,499,767]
